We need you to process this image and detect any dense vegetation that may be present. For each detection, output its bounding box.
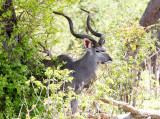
[0,0,160,118]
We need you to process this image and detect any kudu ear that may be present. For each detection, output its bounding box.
[84,38,91,50]
[98,35,106,46]
[98,39,105,46]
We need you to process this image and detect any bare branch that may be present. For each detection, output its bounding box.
[99,98,160,119]
[18,11,25,20]
[38,42,53,59]
[18,104,24,119]
[99,98,138,114]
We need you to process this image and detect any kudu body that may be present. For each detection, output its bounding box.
[42,9,112,114]
[42,55,73,69]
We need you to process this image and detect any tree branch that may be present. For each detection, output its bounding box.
[99,98,160,119]
[38,42,53,59]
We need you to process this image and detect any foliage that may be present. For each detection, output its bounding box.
[0,0,78,118]
[24,67,75,118]
[0,0,160,118]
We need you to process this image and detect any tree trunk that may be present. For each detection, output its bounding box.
[157,28,160,85]
[139,0,160,27]
[0,0,19,114]
[0,0,17,38]
[139,0,160,92]
[0,0,19,56]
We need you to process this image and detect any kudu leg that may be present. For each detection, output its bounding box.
[71,98,78,114]
[63,86,79,115]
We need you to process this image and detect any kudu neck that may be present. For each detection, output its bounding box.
[80,51,97,68]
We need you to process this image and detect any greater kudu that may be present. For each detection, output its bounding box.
[43,10,112,114]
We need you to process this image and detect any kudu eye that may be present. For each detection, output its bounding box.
[96,50,100,53]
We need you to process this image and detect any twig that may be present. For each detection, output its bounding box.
[18,11,25,20]
[18,104,24,119]
[29,79,44,112]
[93,101,103,113]
[23,86,30,118]
[100,113,118,119]
[38,42,53,59]
[3,114,9,119]
[148,48,160,59]
[88,112,99,119]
